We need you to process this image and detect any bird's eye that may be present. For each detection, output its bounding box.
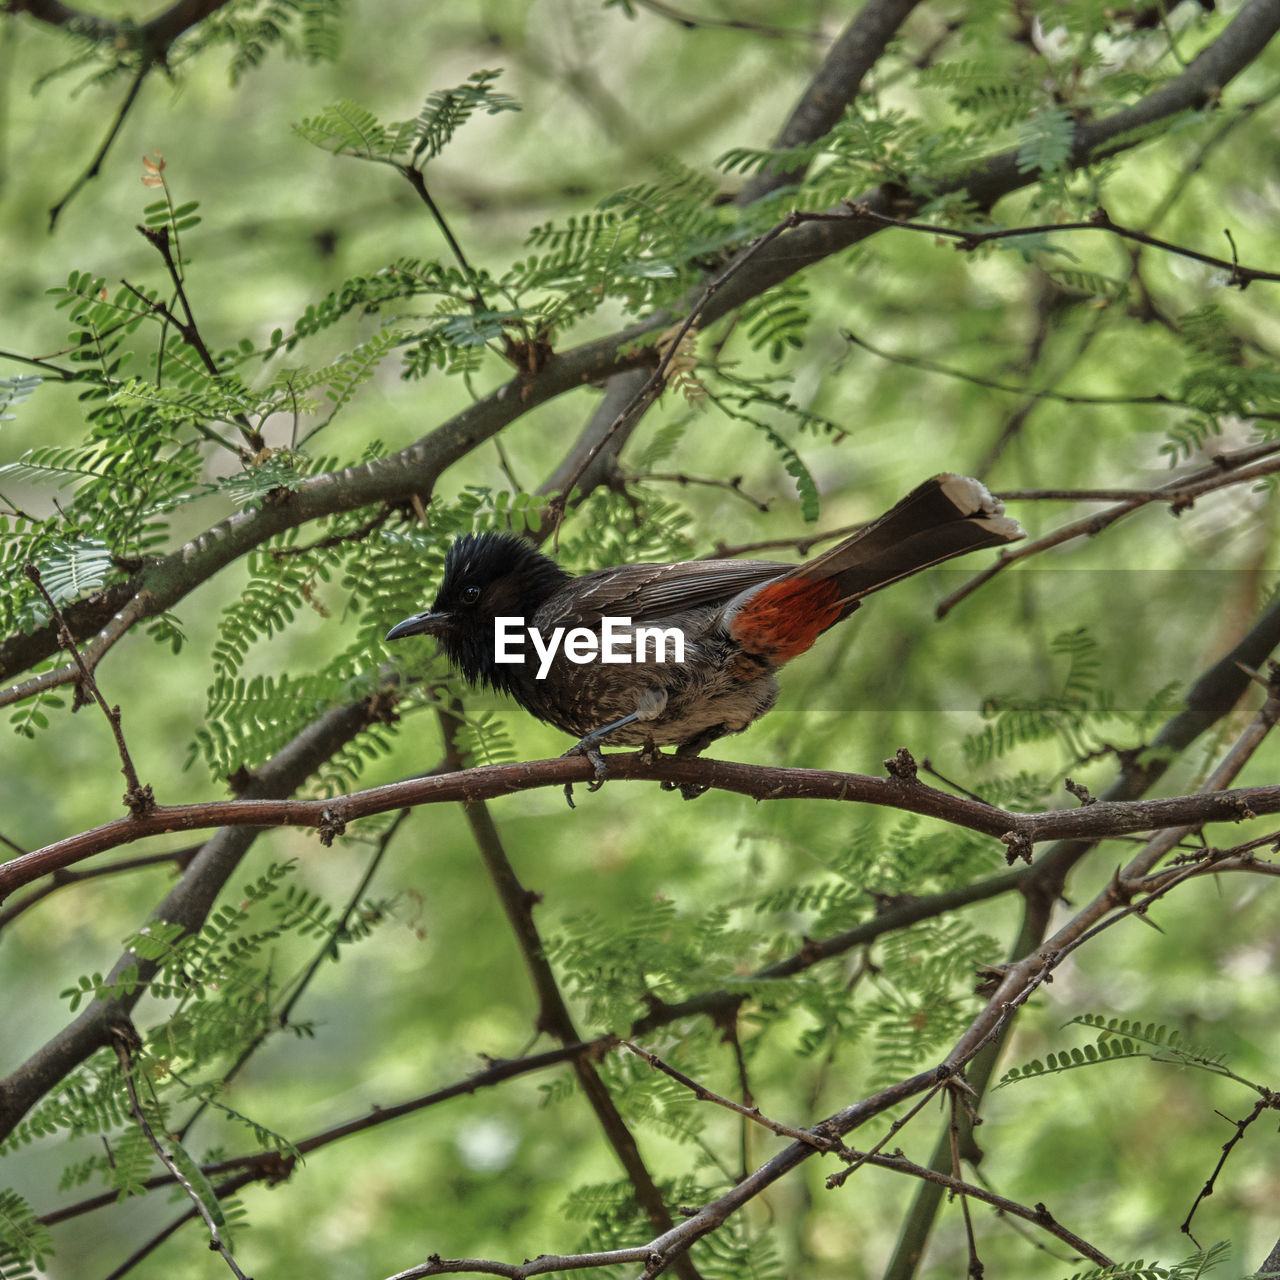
[460,585,481,605]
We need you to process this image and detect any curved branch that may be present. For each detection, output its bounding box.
[738,0,927,204]
[8,0,235,53]
[3,752,1279,902]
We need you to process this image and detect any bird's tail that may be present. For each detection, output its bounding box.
[793,473,1024,612]
[723,475,1023,664]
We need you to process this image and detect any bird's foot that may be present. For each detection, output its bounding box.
[666,780,709,800]
[659,732,719,800]
[639,739,703,797]
[561,738,610,808]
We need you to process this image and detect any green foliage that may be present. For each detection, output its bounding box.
[35,536,114,605]
[4,1,1280,1275]
[35,0,348,86]
[511,159,755,326]
[697,1217,784,1280]
[295,71,520,165]
[1,855,380,1266]
[0,1188,53,1276]
[555,490,696,571]
[1056,1240,1234,1279]
[1000,1014,1264,1093]
[1016,107,1075,176]
[456,710,516,765]
[0,374,41,423]
[739,282,810,362]
[964,627,1144,767]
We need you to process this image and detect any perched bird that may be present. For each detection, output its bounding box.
[386,474,1023,792]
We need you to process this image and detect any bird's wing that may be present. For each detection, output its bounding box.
[544,559,788,625]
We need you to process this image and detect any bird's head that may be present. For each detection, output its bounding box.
[385,530,570,691]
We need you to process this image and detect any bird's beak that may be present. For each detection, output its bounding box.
[385,610,451,641]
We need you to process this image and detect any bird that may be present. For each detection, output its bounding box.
[386,474,1024,796]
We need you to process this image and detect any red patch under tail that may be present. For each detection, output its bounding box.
[727,576,843,665]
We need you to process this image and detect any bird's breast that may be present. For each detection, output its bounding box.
[497,610,779,745]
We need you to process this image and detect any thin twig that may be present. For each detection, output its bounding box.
[1,588,157,711]
[22,564,153,816]
[703,523,865,559]
[630,469,771,512]
[48,61,150,230]
[824,1084,949,1188]
[399,166,488,314]
[132,226,263,450]
[846,202,1280,289]
[111,1030,251,1280]
[627,0,827,40]
[937,448,1280,618]
[844,328,1177,408]
[620,1040,843,1153]
[269,505,397,558]
[948,1087,983,1278]
[0,846,196,933]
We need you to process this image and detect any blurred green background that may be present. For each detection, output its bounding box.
[2,2,1280,1277]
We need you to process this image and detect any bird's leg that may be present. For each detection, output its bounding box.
[562,711,644,806]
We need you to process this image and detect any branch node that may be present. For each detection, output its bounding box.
[125,782,156,818]
[1000,830,1034,865]
[884,747,919,782]
[317,806,349,846]
[1064,777,1096,806]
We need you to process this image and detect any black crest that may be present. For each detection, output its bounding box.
[429,531,570,694]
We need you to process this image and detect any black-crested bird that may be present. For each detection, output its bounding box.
[386,474,1023,793]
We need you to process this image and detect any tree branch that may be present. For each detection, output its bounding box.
[5,754,1280,903]
[938,449,1280,618]
[738,0,927,204]
[23,563,153,815]
[849,202,1280,288]
[8,0,236,51]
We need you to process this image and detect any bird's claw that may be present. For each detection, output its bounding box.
[562,739,609,808]
[660,780,709,801]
